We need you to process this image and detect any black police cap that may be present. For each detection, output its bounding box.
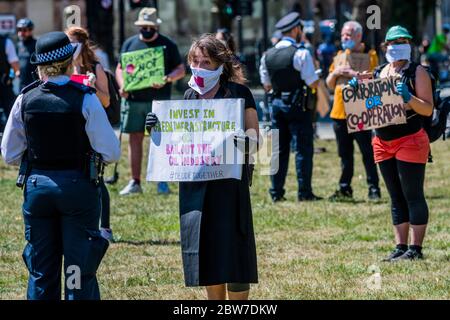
[275,12,302,33]
[17,18,34,29]
[30,31,76,65]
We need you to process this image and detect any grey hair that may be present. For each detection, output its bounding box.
[343,21,363,35]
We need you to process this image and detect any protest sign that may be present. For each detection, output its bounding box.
[333,51,370,86]
[121,46,165,91]
[342,76,406,133]
[146,99,245,182]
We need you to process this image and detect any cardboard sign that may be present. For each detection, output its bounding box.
[121,46,165,92]
[146,99,245,182]
[342,76,406,133]
[348,53,370,73]
[333,51,371,86]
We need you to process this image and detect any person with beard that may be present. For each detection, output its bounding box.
[16,18,37,90]
[115,7,185,196]
[259,12,321,202]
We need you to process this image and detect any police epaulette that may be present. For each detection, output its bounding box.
[20,79,42,94]
[67,80,97,94]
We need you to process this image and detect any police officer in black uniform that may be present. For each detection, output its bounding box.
[260,12,322,202]
[16,18,37,90]
[0,32,20,134]
[1,32,120,300]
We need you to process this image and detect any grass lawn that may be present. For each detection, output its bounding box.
[0,136,449,300]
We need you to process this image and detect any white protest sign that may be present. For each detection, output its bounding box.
[146,99,245,182]
[342,76,406,133]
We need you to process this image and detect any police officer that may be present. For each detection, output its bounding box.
[260,12,322,202]
[0,32,20,133]
[0,32,120,300]
[16,18,37,90]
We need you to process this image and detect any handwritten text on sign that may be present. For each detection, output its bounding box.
[121,46,165,92]
[146,99,245,182]
[342,76,406,133]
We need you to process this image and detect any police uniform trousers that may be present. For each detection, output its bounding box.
[22,169,108,300]
[269,100,314,199]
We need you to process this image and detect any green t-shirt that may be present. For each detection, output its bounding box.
[428,34,447,54]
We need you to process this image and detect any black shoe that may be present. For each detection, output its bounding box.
[328,188,353,201]
[368,187,381,201]
[272,196,287,203]
[298,193,323,201]
[392,248,424,261]
[382,248,407,262]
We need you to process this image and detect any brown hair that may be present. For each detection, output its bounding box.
[65,26,99,74]
[187,34,246,84]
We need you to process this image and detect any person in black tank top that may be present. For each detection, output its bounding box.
[369,26,433,261]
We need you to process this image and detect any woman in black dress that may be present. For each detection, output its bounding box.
[146,34,259,299]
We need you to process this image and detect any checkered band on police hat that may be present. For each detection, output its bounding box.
[34,43,74,64]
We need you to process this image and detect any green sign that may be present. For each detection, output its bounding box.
[121,46,165,92]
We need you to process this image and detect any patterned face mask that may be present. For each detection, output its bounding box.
[188,65,224,95]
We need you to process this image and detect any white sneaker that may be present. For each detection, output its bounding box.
[119,180,143,195]
[100,228,114,242]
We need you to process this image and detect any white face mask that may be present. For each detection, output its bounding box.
[386,44,411,63]
[188,65,223,95]
[71,42,82,60]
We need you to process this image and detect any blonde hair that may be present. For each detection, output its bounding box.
[187,34,246,84]
[37,56,73,78]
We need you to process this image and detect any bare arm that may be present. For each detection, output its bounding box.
[308,79,320,89]
[94,64,110,107]
[166,63,186,83]
[326,66,358,90]
[151,63,186,89]
[115,63,128,98]
[407,66,433,117]
[11,61,20,76]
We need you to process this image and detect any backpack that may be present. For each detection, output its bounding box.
[373,62,450,143]
[92,62,121,127]
[104,69,121,127]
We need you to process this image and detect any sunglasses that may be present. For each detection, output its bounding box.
[17,28,32,32]
[140,26,157,31]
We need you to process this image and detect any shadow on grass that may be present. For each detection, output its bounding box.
[114,239,180,246]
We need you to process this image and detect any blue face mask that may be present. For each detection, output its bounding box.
[342,39,355,50]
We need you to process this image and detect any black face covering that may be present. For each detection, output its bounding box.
[140,28,156,40]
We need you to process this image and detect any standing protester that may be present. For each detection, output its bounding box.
[259,12,322,202]
[326,21,381,201]
[0,32,20,133]
[116,7,185,195]
[367,26,433,261]
[66,26,113,241]
[16,18,37,90]
[146,35,259,300]
[0,32,120,299]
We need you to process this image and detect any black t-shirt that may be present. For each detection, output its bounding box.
[184,81,257,110]
[17,38,37,90]
[120,34,182,102]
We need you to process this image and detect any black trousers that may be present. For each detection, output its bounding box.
[333,119,379,191]
[378,158,429,225]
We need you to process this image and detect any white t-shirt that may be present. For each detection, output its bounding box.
[4,38,19,64]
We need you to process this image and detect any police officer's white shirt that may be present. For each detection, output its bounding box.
[1,75,121,165]
[259,36,318,87]
[5,38,19,64]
